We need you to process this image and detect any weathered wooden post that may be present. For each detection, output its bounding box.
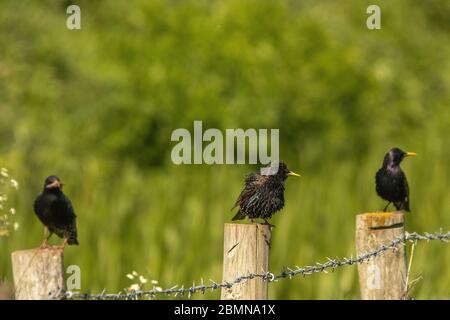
[221,223,271,300]
[356,211,407,300]
[11,248,65,300]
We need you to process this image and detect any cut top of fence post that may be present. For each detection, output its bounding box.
[221,223,271,300]
[356,211,405,230]
[11,248,65,300]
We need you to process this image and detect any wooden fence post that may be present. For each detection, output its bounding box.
[221,223,271,300]
[356,211,407,300]
[11,248,65,300]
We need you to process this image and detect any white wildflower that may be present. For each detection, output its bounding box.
[10,179,19,190]
[129,284,140,291]
[126,273,135,280]
[0,168,8,177]
[132,271,138,276]
[10,208,15,215]
[151,280,158,285]
[139,275,148,284]
[13,222,19,230]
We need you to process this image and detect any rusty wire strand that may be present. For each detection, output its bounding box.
[64,230,450,300]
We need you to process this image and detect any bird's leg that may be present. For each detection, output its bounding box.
[383,202,391,212]
[40,227,52,249]
[40,239,49,249]
[57,237,68,250]
[263,219,276,228]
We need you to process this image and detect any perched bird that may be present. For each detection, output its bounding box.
[375,148,416,212]
[34,176,79,248]
[231,161,300,226]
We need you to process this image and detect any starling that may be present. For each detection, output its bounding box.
[375,148,416,212]
[34,176,79,248]
[231,161,300,226]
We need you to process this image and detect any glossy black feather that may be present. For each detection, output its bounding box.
[34,176,79,245]
[232,161,295,221]
[375,148,411,212]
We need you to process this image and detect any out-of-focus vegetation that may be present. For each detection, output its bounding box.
[0,0,449,299]
[0,168,20,237]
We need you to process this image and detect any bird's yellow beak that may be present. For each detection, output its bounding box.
[288,171,301,177]
[405,152,417,157]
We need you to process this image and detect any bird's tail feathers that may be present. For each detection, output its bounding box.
[395,201,411,212]
[232,210,246,221]
[68,237,79,245]
[404,201,411,212]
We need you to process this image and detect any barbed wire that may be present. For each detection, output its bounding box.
[65,230,450,300]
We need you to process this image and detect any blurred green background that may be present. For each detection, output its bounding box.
[1,0,449,299]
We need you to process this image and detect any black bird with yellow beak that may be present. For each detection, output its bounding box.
[375,148,416,212]
[231,161,301,226]
[34,176,79,248]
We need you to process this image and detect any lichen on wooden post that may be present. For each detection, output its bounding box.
[221,223,271,300]
[356,211,407,300]
[11,247,65,300]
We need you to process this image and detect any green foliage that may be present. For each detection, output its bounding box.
[0,0,449,299]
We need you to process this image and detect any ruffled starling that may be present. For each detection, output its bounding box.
[34,176,79,248]
[375,148,416,212]
[231,161,300,226]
